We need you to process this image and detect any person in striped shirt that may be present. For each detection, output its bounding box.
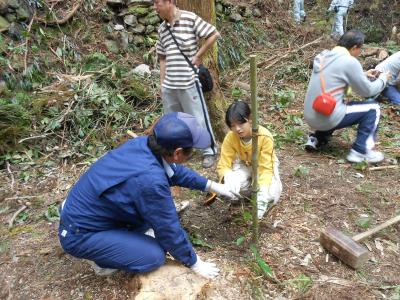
[154,0,221,168]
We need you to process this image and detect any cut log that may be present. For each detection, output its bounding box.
[133,260,210,300]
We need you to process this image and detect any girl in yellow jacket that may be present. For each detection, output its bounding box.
[217,101,282,219]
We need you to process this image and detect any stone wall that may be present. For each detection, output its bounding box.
[0,0,31,33]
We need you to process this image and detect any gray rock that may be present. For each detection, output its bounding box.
[242,7,252,18]
[138,15,160,26]
[216,3,223,13]
[105,39,119,53]
[8,22,23,40]
[133,35,144,46]
[0,0,8,14]
[126,5,150,17]
[119,31,130,50]
[229,13,242,22]
[146,10,158,18]
[16,6,30,21]
[145,24,154,34]
[0,16,10,33]
[132,64,151,76]
[130,23,145,34]
[7,0,19,9]
[252,8,262,18]
[126,0,152,5]
[124,14,137,26]
[114,23,124,31]
[5,13,16,22]
[0,81,7,95]
[149,32,158,39]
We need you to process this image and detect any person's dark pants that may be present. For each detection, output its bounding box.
[58,218,166,273]
[313,100,380,154]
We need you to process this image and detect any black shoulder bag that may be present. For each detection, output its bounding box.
[166,26,214,93]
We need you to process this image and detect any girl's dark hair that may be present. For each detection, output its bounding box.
[225,101,251,128]
[147,134,192,156]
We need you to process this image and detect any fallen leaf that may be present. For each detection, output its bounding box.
[375,239,384,256]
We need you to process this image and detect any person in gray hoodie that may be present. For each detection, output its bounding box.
[304,30,390,163]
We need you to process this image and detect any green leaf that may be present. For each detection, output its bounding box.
[236,236,245,246]
[190,234,212,248]
[16,211,29,224]
[353,161,368,171]
[256,256,273,276]
[55,47,63,58]
[356,215,371,229]
[294,165,310,177]
[45,204,60,222]
[250,244,274,277]
[288,273,313,293]
[242,210,252,222]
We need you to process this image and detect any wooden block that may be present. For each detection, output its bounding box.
[319,227,370,269]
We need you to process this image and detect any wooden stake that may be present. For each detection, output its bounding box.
[250,55,259,245]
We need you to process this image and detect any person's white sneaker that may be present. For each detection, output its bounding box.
[305,136,318,151]
[346,149,384,163]
[85,260,118,276]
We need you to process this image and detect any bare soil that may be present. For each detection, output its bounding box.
[1,130,399,299]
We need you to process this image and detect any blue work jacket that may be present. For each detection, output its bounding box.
[60,136,208,266]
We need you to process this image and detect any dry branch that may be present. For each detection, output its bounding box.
[23,12,36,74]
[8,205,27,229]
[258,36,323,69]
[368,165,399,171]
[6,162,15,191]
[35,0,83,25]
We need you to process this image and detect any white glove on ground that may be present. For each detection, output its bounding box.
[190,255,220,279]
[207,181,238,200]
[223,170,242,195]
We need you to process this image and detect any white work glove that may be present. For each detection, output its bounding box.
[257,186,273,220]
[223,171,242,195]
[207,180,238,200]
[190,255,219,280]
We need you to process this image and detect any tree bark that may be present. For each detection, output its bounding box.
[176,0,227,140]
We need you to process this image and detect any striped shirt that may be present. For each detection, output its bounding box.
[156,10,216,89]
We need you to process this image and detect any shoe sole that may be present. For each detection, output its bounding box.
[346,157,384,163]
[305,145,317,152]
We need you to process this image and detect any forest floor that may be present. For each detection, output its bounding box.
[1,0,400,299]
[1,127,400,299]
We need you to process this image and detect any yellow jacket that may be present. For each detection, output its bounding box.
[217,125,276,189]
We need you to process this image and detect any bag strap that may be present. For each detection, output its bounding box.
[166,25,198,74]
[319,57,345,95]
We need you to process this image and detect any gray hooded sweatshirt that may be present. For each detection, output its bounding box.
[304,46,387,131]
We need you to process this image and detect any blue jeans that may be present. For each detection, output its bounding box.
[293,0,305,23]
[313,100,380,154]
[59,218,166,273]
[382,85,400,105]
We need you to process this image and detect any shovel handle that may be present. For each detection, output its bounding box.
[353,214,400,242]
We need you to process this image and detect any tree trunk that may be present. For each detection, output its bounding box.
[176,0,227,140]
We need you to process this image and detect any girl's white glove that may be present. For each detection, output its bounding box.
[207,181,238,200]
[223,171,242,195]
[190,255,220,279]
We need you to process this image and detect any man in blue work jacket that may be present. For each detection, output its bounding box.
[58,112,236,279]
